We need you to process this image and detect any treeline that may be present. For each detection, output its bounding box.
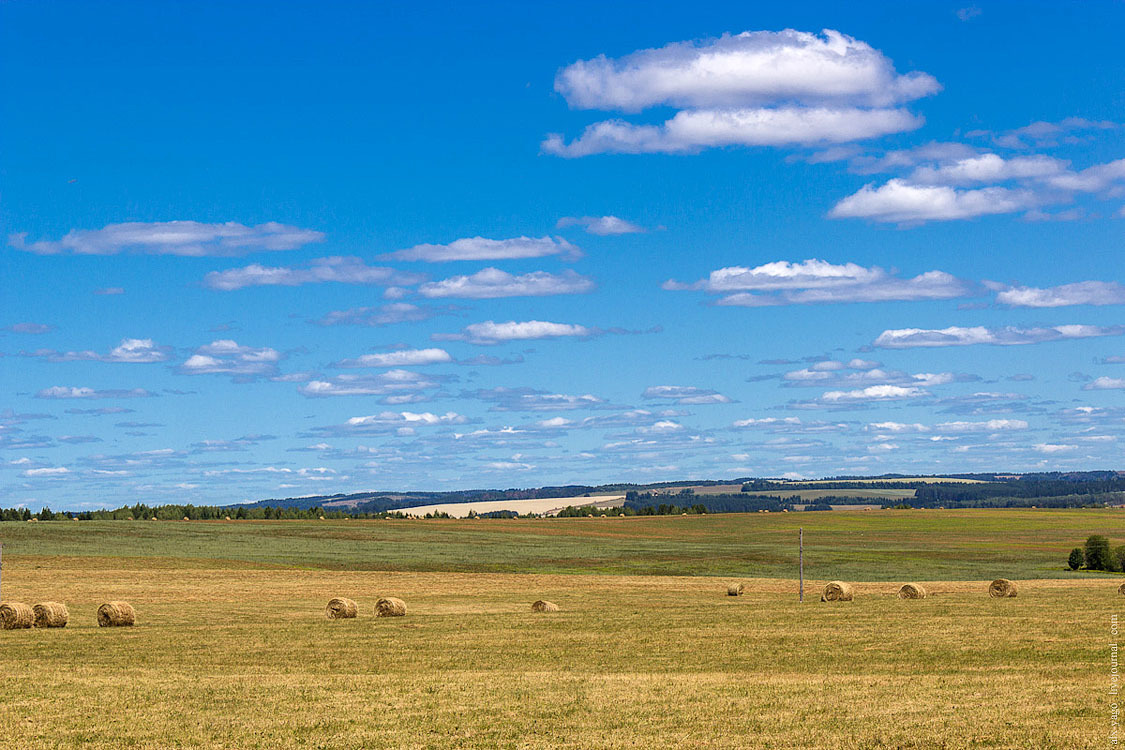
[625,492,793,513]
[1,503,402,522]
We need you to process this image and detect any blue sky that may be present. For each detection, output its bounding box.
[3,1,1125,510]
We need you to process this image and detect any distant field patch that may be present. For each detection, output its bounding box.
[398,494,625,518]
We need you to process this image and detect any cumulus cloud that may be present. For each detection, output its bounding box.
[1084,376,1125,390]
[10,221,323,256]
[177,340,282,379]
[311,411,468,437]
[997,281,1125,307]
[312,303,456,328]
[908,153,1067,186]
[418,268,594,299]
[1033,443,1076,454]
[35,386,156,399]
[642,385,732,405]
[545,29,937,157]
[203,257,425,291]
[829,179,1032,223]
[21,338,171,363]
[435,320,593,345]
[298,369,446,399]
[666,258,973,305]
[819,384,928,403]
[379,236,581,262]
[545,108,923,157]
[556,215,646,235]
[465,386,611,412]
[874,324,1125,348]
[779,360,972,389]
[554,29,938,111]
[333,348,452,368]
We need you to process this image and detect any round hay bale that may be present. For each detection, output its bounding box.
[531,600,559,612]
[1118,582,1125,596]
[224,516,232,521]
[325,597,358,619]
[32,602,69,628]
[988,579,1017,598]
[97,601,136,627]
[182,516,190,521]
[0,602,34,630]
[821,581,854,602]
[727,583,745,597]
[897,583,927,600]
[374,597,406,617]
[27,518,38,523]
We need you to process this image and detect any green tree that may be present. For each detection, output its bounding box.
[1114,546,1125,574]
[1068,548,1084,570]
[1084,534,1113,571]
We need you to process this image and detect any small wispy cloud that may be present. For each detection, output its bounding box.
[379,236,581,262]
[435,320,593,345]
[22,338,171,363]
[203,257,425,291]
[10,221,323,256]
[418,268,594,299]
[556,215,646,235]
[874,324,1125,348]
[36,386,157,400]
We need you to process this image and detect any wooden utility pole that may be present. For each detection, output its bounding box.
[798,528,804,602]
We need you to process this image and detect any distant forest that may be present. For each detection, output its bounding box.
[3,471,1123,520]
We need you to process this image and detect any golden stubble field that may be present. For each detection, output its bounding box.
[0,558,1116,749]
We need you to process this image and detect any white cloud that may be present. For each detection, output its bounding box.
[1044,158,1125,193]
[829,179,1032,223]
[23,467,70,477]
[908,153,1067,186]
[545,107,923,157]
[820,385,927,403]
[298,369,444,399]
[546,29,937,157]
[35,386,156,399]
[418,268,594,299]
[466,387,610,412]
[435,320,592,345]
[874,324,1125,348]
[556,215,646,235]
[379,236,581,262]
[997,281,1125,307]
[1084,376,1125,390]
[22,338,171,363]
[642,385,732,405]
[334,348,452,368]
[554,29,938,111]
[934,419,1029,433]
[667,259,973,305]
[1033,443,1077,454]
[178,340,282,378]
[310,410,467,436]
[203,257,425,291]
[10,221,323,256]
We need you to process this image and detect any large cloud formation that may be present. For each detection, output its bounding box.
[545,29,938,156]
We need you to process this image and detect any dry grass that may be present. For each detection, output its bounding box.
[0,561,1114,748]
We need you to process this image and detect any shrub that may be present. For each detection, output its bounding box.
[1115,546,1125,574]
[1068,548,1084,570]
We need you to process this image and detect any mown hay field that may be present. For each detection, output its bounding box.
[1,509,1123,748]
